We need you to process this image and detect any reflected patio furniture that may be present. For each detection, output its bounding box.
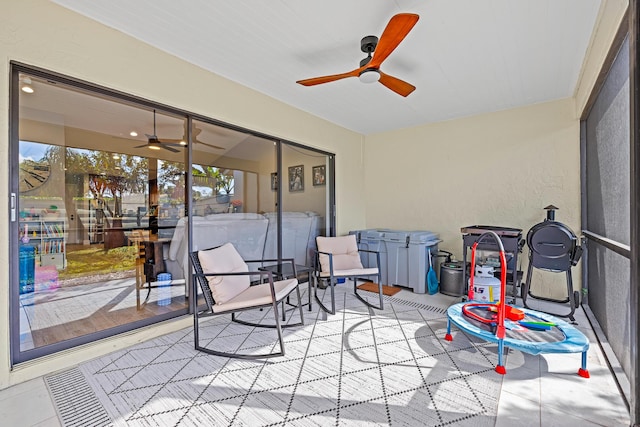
[312,235,383,315]
[190,243,304,359]
[126,229,149,308]
[127,230,181,309]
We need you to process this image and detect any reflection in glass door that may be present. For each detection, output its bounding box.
[14,70,189,361]
[279,144,332,268]
[11,65,336,364]
[188,119,277,259]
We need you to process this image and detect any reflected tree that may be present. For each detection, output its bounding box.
[45,146,149,219]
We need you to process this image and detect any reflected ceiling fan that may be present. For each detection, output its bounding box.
[134,110,183,153]
[161,124,225,150]
[296,13,419,97]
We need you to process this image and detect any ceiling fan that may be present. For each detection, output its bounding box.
[134,110,183,153]
[161,124,225,151]
[296,13,419,97]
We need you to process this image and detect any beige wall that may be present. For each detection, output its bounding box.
[0,0,626,389]
[364,0,627,301]
[0,0,364,389]
[365,98,580,297]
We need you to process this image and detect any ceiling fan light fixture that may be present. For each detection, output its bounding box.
[20,77,34,93]
[359,69,380,84]
[148,144,161,150]
[179,140,187,146]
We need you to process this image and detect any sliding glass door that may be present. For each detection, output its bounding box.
[10,64,335,364]
[12,69,190,361]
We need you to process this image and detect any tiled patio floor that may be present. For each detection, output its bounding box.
[0,288,630,426]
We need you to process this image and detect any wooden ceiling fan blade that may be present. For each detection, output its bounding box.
[368,13,419,69]
[160,137,188,146]
[159,140,186,148]
[162,136,224,150]
[181,122,203,139]
[378,72,416,97]
[196,139,225,150]
[161,145,180,153]
[296,68,361,86]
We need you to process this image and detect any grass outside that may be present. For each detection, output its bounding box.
[60,244,137,280]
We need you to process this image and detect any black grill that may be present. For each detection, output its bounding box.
[527,220,582,272]
[521,208,583,321]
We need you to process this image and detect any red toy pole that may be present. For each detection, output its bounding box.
[496,249,508,340]
[468,242,478,301]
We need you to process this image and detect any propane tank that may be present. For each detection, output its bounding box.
[469,265,501,303]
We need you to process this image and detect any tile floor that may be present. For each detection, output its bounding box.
[0,288,630,427]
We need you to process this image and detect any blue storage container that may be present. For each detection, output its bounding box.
[156,272,172,306]
[19,245,36,294]
[383,230,440,294]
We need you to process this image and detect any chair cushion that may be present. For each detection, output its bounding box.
[212,278,298,313]
[316,235,364,272]
[197,243,250,304]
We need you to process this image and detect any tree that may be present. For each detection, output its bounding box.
[158,160,186,205]
[191,165,233,195]
[45,146,149,218]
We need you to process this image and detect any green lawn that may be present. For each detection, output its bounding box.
[60,245,137,280]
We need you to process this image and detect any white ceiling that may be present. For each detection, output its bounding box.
[52,0,602,135]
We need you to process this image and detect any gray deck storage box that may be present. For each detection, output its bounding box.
[383,230,440,294]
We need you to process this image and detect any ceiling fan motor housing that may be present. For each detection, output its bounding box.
[360,35,378,67]
[361,35,378,53]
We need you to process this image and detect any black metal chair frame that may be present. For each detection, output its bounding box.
[312,248,383,315]
[190,250,304,359]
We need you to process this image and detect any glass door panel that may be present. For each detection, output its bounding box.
[279,144,331,268]
[15,72,188,359]
[188,119,277,261]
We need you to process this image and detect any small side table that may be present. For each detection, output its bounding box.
[259,263,313,312]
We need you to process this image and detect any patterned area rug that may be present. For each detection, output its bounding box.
[51,285,504,426]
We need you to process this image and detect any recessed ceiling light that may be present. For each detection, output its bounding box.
[130,131,138,137]
[20,77,34,93]
[112,154,120,159]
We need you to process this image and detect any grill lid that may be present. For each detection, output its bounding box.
[527,220,581,272]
